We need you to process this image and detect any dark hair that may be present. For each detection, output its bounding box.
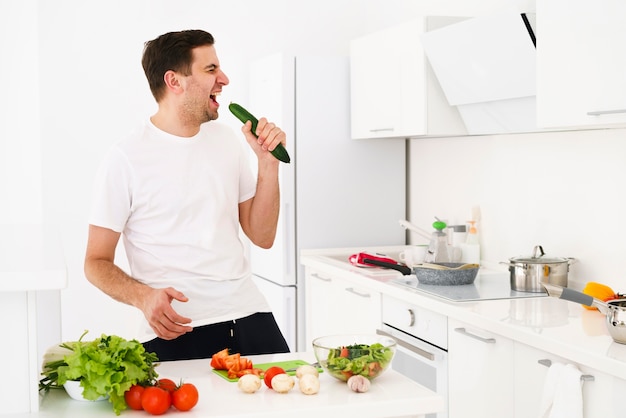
[142,29,215,102]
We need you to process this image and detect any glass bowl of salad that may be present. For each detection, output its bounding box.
[312,334,396,382]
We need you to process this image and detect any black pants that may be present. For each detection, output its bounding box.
[142,312,290,361]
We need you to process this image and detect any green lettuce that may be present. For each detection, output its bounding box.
[40,331,159,415]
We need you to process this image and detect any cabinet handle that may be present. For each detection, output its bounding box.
[587,109,626,116]
[345,287,370,298]
[537,359,594,382]
[454,327,496,344]
[311,273,331,282]
[369,128,394,132]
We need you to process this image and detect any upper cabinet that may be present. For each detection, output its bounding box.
[537,0,626,129]
[349,17,467,140]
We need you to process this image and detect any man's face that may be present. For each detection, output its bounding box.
[180,45,229,124]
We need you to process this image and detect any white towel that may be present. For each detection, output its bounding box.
[539,362,583,418]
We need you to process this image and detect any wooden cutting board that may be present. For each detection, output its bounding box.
[212,359,322,382]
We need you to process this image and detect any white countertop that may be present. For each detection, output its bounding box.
[0,224,67,291]
[26,352,443,418]
[300,246,626,380]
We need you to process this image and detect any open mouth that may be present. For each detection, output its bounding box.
[210,92,220,106]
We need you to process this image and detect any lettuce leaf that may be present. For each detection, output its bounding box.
[49,331,159,415]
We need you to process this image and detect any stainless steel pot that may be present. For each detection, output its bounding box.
[501,245,574,293]
[542,283,626,345]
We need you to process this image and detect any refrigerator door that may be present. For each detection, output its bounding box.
[249,53,296,287]
[252,274,297,351]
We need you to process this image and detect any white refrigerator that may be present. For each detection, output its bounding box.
[247,54,406,351]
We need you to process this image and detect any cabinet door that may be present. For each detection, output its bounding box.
[514,342,626,418]
[304,268,335,347]
[537,0,626,129]
[349,18,466,139]
[448,319,514,418]
[304,267,381,347]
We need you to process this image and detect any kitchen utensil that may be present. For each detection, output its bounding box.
[363,257,479,285]
[420,262,479,270]
[501,245,574,293]
[542,282,626,344]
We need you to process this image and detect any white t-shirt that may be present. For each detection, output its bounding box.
[89,119,271,341]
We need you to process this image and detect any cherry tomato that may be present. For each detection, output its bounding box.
[157,378,177,393]
[263,366,286,389]
[141,386,172,415]
[172,383,199,412]
[124,384,144,410]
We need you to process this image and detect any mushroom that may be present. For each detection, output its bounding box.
[298,373,320,395]
[296,364,319,379]
[347,375,371,393]
[271,373,295,393]
[237,374,262,393]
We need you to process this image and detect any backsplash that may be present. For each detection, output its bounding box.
[408,127,626,292]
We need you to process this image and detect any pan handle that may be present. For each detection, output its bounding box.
[362,258,412,275]
[542,282,609,312]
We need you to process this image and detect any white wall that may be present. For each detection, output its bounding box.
[11,0,609,343]
[408,128,626,292]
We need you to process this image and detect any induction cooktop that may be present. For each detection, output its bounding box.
[391,271,549,302]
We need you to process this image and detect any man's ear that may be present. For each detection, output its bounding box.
[163,70,183,93]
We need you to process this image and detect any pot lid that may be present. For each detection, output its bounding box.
[510,245,569,264]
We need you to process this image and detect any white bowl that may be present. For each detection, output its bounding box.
[63,380,108,402]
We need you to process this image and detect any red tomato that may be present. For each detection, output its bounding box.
[263,366,286,389]
[157,378,177,393]
[172,383,199,412]
[124,384,144,410]
[141,386,172,415]
[340,347,349,358]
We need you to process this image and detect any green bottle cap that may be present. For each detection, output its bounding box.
[433,221,447,231]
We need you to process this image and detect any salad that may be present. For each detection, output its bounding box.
[324,343,394,381]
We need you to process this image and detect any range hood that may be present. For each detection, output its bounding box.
[421,9,537,135]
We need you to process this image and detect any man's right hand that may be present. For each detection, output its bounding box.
[141,287,193,340]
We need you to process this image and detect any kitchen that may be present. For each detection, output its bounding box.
[2,0,626,416]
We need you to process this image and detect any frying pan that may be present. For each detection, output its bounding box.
[361,257,479,286]
[542,282,626,344]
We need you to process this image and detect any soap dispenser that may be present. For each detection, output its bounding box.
[460,220,480,264]
[424,220,450,263]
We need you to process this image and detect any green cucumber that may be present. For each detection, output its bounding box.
[228,102,291,164]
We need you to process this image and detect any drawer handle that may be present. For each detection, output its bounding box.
[537,359,594,382]
[376,329,435,361]
[345,287,370,298]
[454,327,496,344]
[587,109,626,116]
[369,128,394,132]
[311,273,331,282]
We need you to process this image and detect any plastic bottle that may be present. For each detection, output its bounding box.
[424,220,450,263]
[460,220,480,264]
[448,224,467,262]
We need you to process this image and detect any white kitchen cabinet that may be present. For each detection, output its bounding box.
[537,0,626,129]
[349,17,467,140]
[514,342,626,418]
[447,319,514,418]
[304,267,381,347]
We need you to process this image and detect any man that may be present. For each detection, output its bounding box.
[84,29,289,361]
